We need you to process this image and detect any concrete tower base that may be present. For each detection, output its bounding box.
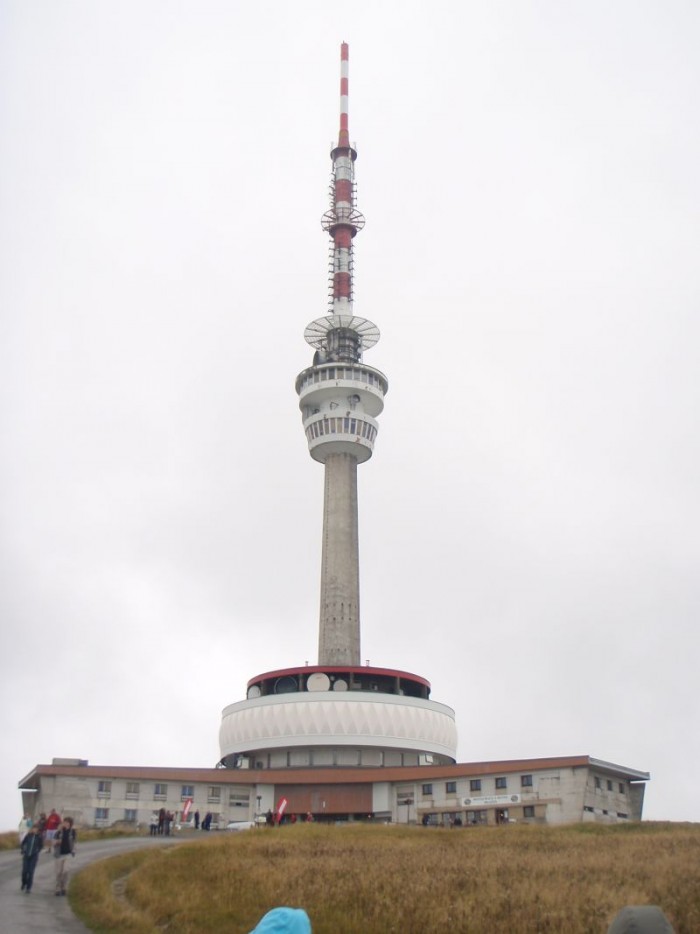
[319,453,360,666]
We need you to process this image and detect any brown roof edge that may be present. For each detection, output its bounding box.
[18,755,649,789]
[17,755,631,789]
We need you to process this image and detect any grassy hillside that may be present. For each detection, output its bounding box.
[70,822,700,933]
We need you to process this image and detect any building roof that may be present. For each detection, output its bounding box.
[18,755,649,790]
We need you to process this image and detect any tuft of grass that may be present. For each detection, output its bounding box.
[71,850,157,934]
[71,822,700,934]
[0,831,20,851]
[76,826,151,842]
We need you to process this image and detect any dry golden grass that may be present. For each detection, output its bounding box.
[70,822,700,933]
[0,831,19,851]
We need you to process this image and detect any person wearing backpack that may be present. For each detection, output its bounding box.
[53,816,76,896]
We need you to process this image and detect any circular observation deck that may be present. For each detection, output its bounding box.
[296,363,388,464]
[219,665,458,770]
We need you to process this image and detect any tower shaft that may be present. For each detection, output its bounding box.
[319,452,360,665]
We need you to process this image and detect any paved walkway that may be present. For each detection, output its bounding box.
[0,834,197,933]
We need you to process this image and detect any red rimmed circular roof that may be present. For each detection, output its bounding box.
[246,665,430,690]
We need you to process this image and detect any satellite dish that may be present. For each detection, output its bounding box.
[274,676,298,694]
[333,679,348,692]
[247,685,261,699]
[307,672,331,692]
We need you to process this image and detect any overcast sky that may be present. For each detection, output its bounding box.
[1,0,698,831]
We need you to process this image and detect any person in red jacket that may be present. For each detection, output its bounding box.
[44,809,61,845]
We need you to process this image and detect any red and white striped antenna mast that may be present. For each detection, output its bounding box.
[323,40,364,313]
[305,42,378,360]
[338,40,351,152]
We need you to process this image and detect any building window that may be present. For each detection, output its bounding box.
[495,777,507,790]
[97,780,112,798]
[594,777,601,790]
[523,806,535,818]
[617,812,629,819]
[207,786,221,804]
[421,784,433,796]
[521,775,533,787]
[230,793,250,807]
[181,785,194,801]
[583,805,595,813]
[466,810,487,825]
[607,780,613,791]
[125,782,139,799]
[445,781,457,794]
[154,784,168,800]
[124,809,137,822]
[469,779,481,792]
[95,808,109,821]
[618,783,625,794]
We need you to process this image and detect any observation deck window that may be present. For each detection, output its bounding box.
[305,417,376,444]
[299,366,385,394]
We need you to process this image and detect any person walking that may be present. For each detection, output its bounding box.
[53,816,76,896]
[18,814,32,846]
[44,808,61,844]
[20,825,43,893]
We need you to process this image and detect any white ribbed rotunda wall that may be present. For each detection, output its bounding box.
[219,692,457,768]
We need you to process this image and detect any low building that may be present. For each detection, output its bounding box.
[18,755,648,829]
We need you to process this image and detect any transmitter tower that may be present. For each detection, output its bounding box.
[219,44,457,775]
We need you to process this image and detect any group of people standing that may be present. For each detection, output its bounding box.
[265,810,314,826]
[18,809,76,896]
[193,809,214,830]
[147,808,217,834]
[149,808,178,836]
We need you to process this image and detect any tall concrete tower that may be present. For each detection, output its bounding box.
[295,43,386,667]
[219,44,457,779]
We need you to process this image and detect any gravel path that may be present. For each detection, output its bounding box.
[0,834,201,933]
